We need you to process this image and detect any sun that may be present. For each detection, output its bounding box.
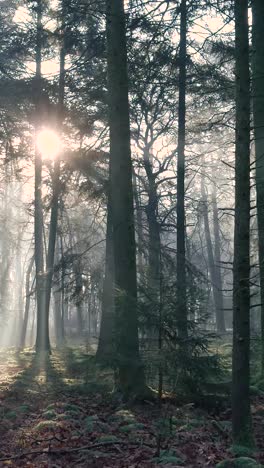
[36,129,61,159]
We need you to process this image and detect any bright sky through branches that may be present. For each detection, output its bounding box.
[36,129,61,159]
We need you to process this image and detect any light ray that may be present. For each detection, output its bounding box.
[36,129,61,160]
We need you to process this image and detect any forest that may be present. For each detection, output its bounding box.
[0,0,263,466]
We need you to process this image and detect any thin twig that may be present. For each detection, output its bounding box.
[0,440,152,462]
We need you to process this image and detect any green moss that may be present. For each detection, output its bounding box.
[255,380,264,391]
[85,416,95,433]
[57,413,73,421]
[153,449,184,465]
[66,409,81,418]
[119,422,145,433]
[110,409,136,424]
[231,445,255,457]
[64,403,82,413]
[46,403,56,411]
[216,458,261,468]
[42,409,57,420]
[250,386,264,397]
[34,420,61,431]
[5,411,17,420]
[18,405,30,414]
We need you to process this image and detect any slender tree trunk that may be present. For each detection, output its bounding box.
[144,149,161,295]
[232,0,253,447]
[106,0,145,397]
[201,179,225,333]
[176,0,188,340]
[53,286,63,345]
[20,256,34,349]
[34,0,49,353]
[252,0,264,377]
[15,228,25,347]
[59,232,66,338]
[1,164,12,322]
[133,173,144,279]
[96,199,115,362]
[212,187,226,332]
[53,240,64,346]
[142,148,161,339]
[45,0,66,330]
[74,258,84,335]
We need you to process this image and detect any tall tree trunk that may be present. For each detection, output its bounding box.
[59,232,66,336]
[133,173,144,279]
[53,240,64,346]
[212,187,226,332]
[176,0,188,340]
[74,258,84,335]
[1,163,12,322]
[34,0,49,353]
[201,179,225,333]
[15,205,25,346]
[96,198,115,362]
[252,0,264,377]
[20,256,34,349]
[106,0,145,397]
[143,148,161,338]
[144,149,161,296]
[232,0,253,447]
[44,0,66,331]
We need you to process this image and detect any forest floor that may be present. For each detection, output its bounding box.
[0,347,263,467]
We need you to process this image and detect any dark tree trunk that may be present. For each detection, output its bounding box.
[252,0,264,377]
[176,0,188,340]
[34,0,49,353]
[44,0,65,331]
[106,0,145,397]
[232,0,253,447]
[96,199,115,362]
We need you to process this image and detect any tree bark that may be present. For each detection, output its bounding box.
[20,256,34,349]
[201,179,225,333]
[74,258,84,335]
[53,240,64,346]
[232,0,253,447]
[143,149,161,297]
[96,198,115,362]
[34,0,49,353]
[44,0,66,333]
[133,173,145,279]
[252,0,264,377]
[106,0,145,397]
[176,0,188,340]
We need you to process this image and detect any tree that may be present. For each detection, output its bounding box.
[232,0,253,447]
[34,0,49,353]
[96,197,115,362]
[252,0,264,377]
[20,256,34,349]
[106,0,145,397]
[44,0,66,342]
[201,175,225,332]
[176,0,188,339]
